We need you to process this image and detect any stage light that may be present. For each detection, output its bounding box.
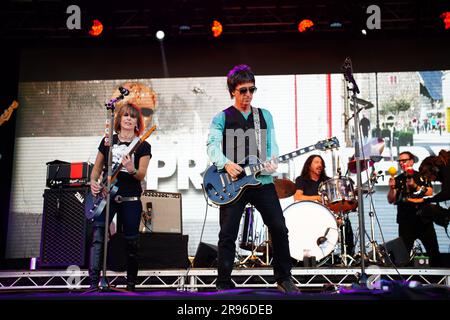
[441,12,450,29]
[298,19,314,33]
[88,19,103,37]
[361,29,367,35]
[156,30,165,40]
[211,20,223,37]
[330,22,343,28]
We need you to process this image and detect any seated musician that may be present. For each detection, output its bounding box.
[294,155,355,258]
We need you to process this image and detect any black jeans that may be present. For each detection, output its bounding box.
[217,183,292,285]
[93,199,142,240]
[340,216,355,257]
[89,199,142,287]
[398,216,441,267]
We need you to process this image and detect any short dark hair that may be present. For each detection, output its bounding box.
[227,64,255,98]
[399,151,417,163]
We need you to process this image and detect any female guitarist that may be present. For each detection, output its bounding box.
[89,103,151,291]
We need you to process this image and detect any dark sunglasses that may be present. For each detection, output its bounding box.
[237,86,257,94]
[398,159,411,163]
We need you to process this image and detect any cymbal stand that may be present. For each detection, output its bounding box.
[238,206,267,267]
[342,57,368,285]
[365,170,384,264]
[338,212,355,266]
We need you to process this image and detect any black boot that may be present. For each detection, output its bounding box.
[88,227,104,290]
[126,238,140,291]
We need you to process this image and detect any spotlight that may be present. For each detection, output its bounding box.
[330,22,343,28]
[156,30,165,40]
[298,19,314,33]
[211,20,223,37]
[361,29,367,35]
[441,12,450,29]
[88,19,103,37]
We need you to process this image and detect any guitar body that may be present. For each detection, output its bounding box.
[85,184,118,220]
[203,155,261,206]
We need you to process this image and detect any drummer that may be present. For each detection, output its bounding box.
[294,154,355,257]
[294,155,329,202]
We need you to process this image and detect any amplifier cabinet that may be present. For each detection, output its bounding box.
[140,190,182,234]
[40,187,89,267]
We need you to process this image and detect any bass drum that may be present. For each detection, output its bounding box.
[284,201,339,262]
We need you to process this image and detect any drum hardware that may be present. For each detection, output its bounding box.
[336,212,356,267]
[238,206,270,268]
[364,167,385,265]
[319,176,358,214]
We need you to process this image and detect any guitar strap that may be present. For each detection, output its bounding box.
[252,107,262,158]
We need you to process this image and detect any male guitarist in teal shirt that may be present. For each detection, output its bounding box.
[206,64,299,294]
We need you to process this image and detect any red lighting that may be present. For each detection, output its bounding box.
[440,12,450,29]
[211,20,223,37]
[89,19,103,37]
[298,19,314,33]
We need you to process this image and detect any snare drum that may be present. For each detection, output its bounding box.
[283,201,339,262]
[319,177,357,213]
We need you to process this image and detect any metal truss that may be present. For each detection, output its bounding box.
[0,0,447,40]
[0,268,448,291]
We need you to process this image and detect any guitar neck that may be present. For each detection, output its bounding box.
[101,125,156,186]
[110,136,143,181]
[249,144,317,173]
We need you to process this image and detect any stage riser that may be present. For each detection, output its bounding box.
[0,268,448,291]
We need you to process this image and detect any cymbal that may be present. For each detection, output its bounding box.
[273,178,296,199]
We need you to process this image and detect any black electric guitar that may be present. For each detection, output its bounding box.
[85,124,156,220]
[202,137,340,206]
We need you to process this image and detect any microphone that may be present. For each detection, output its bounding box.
[341,57,360,94]
[317,227,330,246]
[105,86,130,108]
[405,166,414,177]
[118,86,130,96]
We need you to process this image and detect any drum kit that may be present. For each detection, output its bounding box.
[237,138,386,268]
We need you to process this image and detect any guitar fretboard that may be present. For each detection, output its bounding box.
[249,145,316,173]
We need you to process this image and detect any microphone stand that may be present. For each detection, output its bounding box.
[98,87,129,291]
[342,58,368,286]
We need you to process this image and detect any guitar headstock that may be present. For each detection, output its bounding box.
[315,137,340,151]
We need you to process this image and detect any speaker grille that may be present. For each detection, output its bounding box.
[141,190,182,234]
[40,188,88,267]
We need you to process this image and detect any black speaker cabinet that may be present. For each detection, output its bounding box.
[40,187,89,267]
[140,190,182,234]
[381,237,410,267]
[107,233,190,270]
[193,242,218,268]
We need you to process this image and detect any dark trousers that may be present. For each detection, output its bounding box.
[217,183,292,285]
[398,216,441,267]
[340,217,355,257]
[89,199,142,287]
